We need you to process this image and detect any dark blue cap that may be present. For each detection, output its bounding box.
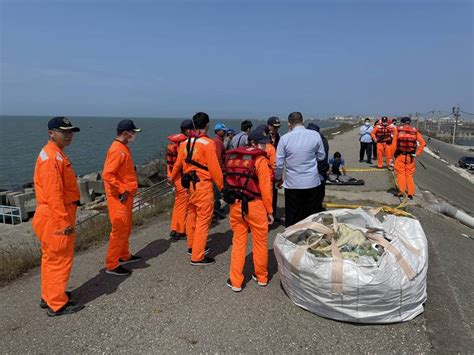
[267,116,281,127]
[400,117,411,124]
[48,116,80,132]
[248,125,271,144]
[180,119,194,130]
[117,119,141,132]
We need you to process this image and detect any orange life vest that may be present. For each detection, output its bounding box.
[166,133,187,171]
[224,147,267,202]
[396,125,418,154]
[375,124,393,143]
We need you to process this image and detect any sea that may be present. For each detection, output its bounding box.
[0,115,338,190]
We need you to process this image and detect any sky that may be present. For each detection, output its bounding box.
[0,0,473,118]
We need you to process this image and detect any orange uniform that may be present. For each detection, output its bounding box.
[227,152,273,288]
[166,134,189,235]
[103,140,138,270]
[32,141,80,311]
[265,144,276,180]
[171,135,223,262]
[391,125,426,196]
[371,123,397,168]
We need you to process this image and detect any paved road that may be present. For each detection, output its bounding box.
[424,135,473,167]
[416,151,474,213]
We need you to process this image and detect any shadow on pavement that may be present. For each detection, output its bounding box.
[241,248,279,288]
[207,229,233,259]
[72,238,171,306]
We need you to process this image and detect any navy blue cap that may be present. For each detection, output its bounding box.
[117,119,141,132]
[48,116,80,132]
[267,116,281,127]
[180,119,194,130]
[227,128,237,135]
[248,125,271,144]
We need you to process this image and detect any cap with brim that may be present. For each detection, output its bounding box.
[248,127,271,144]
[48,116,80,132]
[267,116,281,127]
[214,123,227,132]
[117,119,141,132]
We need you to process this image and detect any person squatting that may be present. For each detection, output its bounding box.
[33,112,423,316]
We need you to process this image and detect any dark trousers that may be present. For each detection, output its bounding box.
[284,185,322,227]
[359,142,372,162]
[372,141,377,159]
[314,179,326,212]
[272,186,278,218]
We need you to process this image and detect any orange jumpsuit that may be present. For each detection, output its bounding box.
[103,140,138,270]
[229,155,273,288]
[32,141,80,311]
[391,126,426,196]
[371,124,396,168]
[166,136,189,235]
[171,135,223,262]
[265,144,276,180]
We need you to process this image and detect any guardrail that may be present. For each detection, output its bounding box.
[0,205,22,225]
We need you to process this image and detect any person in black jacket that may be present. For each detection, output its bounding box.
[307,123,329,212]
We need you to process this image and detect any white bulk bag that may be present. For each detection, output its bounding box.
[273,208,428,324]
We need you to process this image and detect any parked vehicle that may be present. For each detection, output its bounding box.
[457,156,474,170]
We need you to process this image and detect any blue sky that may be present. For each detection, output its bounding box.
[1,0,473,118]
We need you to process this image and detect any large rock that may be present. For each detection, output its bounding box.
[136,160,167,187]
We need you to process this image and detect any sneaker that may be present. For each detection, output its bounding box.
[105,265,131,276]
[190,256,216,266]
[226,279,242,292]
[408,195,414,200]
[187,247,210,256]
[393,192,404,197]
[47,302,84,317]
[252,274,268,287]
[174,233,186,241]
[40,291,72,309]
[119,255,142,264]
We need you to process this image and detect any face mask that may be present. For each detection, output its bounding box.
[365,122,370,126]
[128,132,137,143]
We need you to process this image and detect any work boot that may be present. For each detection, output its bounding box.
[187,247,210,256]
[47,302,84,317]
[105,265,131,276]
[367,161,372,164]
[119,255,142,264]
[169,230,177,240]
[408,195,414,200]
[40,291,72,309]
[226,279,242,292]
[252,274,268,287]
[359,159,364,163]
[173,232,186,241]
[190,257,216,266]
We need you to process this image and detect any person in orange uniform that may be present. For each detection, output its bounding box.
[224,127,274,292]
[371,116,397,169]
[166,119,194,241]
[103,119,142,276]
[391,116,426,199]
[33,116,84,316]
[170,112,224,266]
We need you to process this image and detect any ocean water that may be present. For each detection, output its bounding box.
[0,115,337,190]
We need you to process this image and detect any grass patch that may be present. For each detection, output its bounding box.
[0,189,174,286]
[323,122,357,140]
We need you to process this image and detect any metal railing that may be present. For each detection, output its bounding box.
[0,205,22,225]
[75,179,173,228]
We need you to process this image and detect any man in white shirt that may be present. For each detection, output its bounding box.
[275,112,326,227]
[359,118,373,163]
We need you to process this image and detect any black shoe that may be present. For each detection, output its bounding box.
[408,195,413,200]
[119,255,142,264]
[359,159,364,163]
[367,161,372,164]
[187,247,210,256]
[40,291,72,309]
[105,265,131,276]
[251,274,268,287]
[226,279,242,292]
[190,257,216,266]
[174,233,187,241]
[393,192,404,198]
[169,230,177,240]
[47,302,84,317]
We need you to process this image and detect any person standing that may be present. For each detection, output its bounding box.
[213,122,227,220]
[307,123,329,212]
[230,120,252,149]
[103,119,142,276]
[359,118,373,163]
[275,112,326,227]
[267,116,281,219]
[371,116,396,169]
[166,119,194,241]
[391,117,426,199]
[170,112,224,265]
[32,116,84,316]
[224,128,274,292]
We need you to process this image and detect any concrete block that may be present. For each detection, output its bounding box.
[81,171,102,181]
[6,192,22,206]
[12,193,34,221]
[24,188,35,194]
[87,180,105,195]
[0,191,12,205]
[78,180,93,205]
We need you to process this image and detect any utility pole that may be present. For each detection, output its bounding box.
[452,106,460,144]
